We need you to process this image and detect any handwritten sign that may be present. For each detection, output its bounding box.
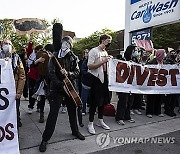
[0,59,19,154]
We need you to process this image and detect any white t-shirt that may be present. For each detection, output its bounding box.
[87,47,108,83]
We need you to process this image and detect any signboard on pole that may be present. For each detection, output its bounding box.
[125,0,180,49]
[129,0,180,31]
[131,28,151,44]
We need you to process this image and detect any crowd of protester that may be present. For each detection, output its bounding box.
[0,34,180,152]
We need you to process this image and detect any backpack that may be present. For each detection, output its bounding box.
[103,103,116,116]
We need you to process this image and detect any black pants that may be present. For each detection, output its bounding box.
[16,99,20,128]
[28,77,36,109]
[89,105,104,122]
[115,93,131,121]
[23,75,28,98]
[42,93,79,142]
[164,94,176,114]
[146,94,162,115]
[89,73,109,122]
[132,94,142,110]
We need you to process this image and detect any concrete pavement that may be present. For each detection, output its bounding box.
[18,93,180,154]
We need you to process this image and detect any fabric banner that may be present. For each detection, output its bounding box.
[108,59,180,94]
[0,59,20,154]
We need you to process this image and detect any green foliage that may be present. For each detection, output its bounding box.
[152,22,180,49]
[73,28,119,55]
[0,18,56,52]
[0,19,120,55]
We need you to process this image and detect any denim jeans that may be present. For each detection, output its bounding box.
[81,84,90,113]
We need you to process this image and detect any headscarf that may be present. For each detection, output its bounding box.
[155,49,165,64]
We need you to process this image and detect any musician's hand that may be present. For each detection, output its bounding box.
[35,57,45,64]
[16,94,21,99]
[61,69,68,76]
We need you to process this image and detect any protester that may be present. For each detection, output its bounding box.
[87,34,112,134]
[115,45,135,125]
[39,36,85,152]
[80,49,92,115]
[19,48,28,100]
[32,44,53,123]
[1,39,26,128]
[163,49,177,117]
[27,44,44,113]
[146,49,165,118]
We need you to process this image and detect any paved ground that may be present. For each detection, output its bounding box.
[18,93,180,154]
[92,130,180,154]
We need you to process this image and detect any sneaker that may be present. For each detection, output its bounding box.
[27,108,33,114]
[158,114,164,117]
[39,140,48,152]
[127,119,135,123]
[134,109,142,115]
[82,112,86,116]
[24,97,29,101]
[130,110,135,115]
[147,114,153,118]
[164,111,176,117]
[61,107,67,113]
[98,119,110,130]
[117,120,125,125]
[87,123,96,135]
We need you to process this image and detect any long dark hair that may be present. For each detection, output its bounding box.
[124,45,136,61]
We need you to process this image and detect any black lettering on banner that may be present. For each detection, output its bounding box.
[0,88,9,110]
[5,123,14,140]
[0,123,15,142]
[0,126,6,142]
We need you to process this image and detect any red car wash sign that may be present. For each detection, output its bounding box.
[108,59,180,94]
[129,0,180,31]
[0,60,20,154]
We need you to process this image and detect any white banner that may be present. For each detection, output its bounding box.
[108,59,180,94]
[129,0,180,31]
[0,59,20,154]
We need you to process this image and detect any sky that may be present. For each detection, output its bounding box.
[1,0,125,38]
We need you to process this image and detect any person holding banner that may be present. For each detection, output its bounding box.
[87,34,111,134]
[163,49,178,117]
[1,39,26,128]
[146,49,166,118]
[115,45,136,125]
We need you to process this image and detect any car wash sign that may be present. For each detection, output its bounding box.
[130,0,180,31]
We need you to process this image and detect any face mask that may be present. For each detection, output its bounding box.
[2,44,12,53]
[105,43,111,48]
[132,50,139,57]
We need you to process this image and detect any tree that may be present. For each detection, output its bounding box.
[73,28,120,55]
[0,18,55,52]
[152,22,180,50]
